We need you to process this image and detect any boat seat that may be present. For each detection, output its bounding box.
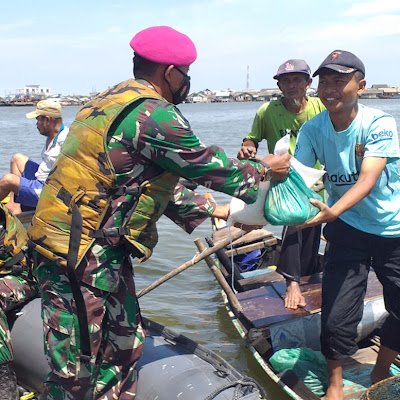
[271,273,323,313]
[237,271,384,330]
[271,271,383,303]
[235,285,308,329]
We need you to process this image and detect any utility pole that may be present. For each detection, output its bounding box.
[246,65,249,90]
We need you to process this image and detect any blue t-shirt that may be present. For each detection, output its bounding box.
[295,104,400,237]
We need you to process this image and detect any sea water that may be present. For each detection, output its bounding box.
[0,99,399,399]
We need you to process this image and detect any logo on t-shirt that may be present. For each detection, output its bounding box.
[355,143,365,159]
[371,129,393,142]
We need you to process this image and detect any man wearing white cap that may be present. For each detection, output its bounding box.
[0,99,69,214]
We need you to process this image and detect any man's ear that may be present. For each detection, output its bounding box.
[358,79,366,96]
[164,65,175,83]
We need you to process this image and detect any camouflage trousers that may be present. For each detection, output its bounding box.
[34,256,146,400]
[0,273,39,364]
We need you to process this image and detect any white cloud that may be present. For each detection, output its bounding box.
[316,14,400,40]
[0,19,33,33]
[344,0,400,16]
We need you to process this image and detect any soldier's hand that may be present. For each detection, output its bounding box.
[212,203,230,220]
[263,153,291,181]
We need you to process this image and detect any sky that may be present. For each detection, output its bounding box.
[1,0,400,96]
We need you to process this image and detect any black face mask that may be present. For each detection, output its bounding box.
[165,66,191,105]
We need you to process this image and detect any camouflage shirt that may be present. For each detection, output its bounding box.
[71,81,263,292]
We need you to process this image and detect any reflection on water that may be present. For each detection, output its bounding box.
[0,99,399,399]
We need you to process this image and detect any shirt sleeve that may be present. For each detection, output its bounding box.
[164,182,217,233]
[364,114,400,162]
[137,101,262,204]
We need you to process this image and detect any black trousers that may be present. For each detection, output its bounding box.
[321,218,400,360]
[276,225,323,282]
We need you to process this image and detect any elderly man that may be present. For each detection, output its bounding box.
[0,100,69,214]
[238,59,325,310]
[27,26,290,399]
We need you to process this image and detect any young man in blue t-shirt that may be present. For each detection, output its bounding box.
[295,50,400,400]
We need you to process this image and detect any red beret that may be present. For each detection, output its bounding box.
[130,26,197,66]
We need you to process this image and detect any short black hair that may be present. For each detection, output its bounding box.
[355,71,365,81]
[133,53,160,77]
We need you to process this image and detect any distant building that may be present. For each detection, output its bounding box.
[213,90,234,102]
[16,84,51,99]
[362,83,400,99]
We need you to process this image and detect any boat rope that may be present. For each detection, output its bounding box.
[191,251,200,265]
[203,376,266,400]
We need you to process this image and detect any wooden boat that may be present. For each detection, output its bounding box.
[198,225,400,400]
[8,298,265,400]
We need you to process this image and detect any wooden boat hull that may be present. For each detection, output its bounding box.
[9,298,263,400]
[205,226,399,400]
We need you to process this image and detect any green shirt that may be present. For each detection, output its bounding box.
[247,97,325,155]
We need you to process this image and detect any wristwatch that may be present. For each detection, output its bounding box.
[249,158,273,182]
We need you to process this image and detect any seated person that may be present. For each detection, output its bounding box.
[0,100,69,214]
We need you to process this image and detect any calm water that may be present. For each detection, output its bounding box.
[0,99,399,399]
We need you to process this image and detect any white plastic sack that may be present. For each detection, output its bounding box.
[226,134,325,226]
[274,134,325,188]
[227,181,270,226]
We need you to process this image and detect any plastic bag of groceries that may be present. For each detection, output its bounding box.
[228,181,270,226]
[269,347,328,397]
[228,134,325,227]
[264,166,322,226]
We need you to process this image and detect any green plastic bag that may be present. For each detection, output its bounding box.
[269,348,328,397]
[264,167,322,226]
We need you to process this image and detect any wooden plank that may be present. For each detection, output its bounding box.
[236,286,307,328]
[212,227,274,247]
[225,237,277,257]
[270,273,323,314]
[279,370,320,400]
[237,270,284,291]
[272,273,323,298]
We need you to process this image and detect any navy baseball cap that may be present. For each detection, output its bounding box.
[313,50,365,77]
[273,59,311,80]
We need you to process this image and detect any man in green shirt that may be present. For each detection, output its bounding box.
[238,59,325,310]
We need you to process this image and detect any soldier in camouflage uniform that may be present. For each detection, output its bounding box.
[0,203,39,400]
[27,26,291,399]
